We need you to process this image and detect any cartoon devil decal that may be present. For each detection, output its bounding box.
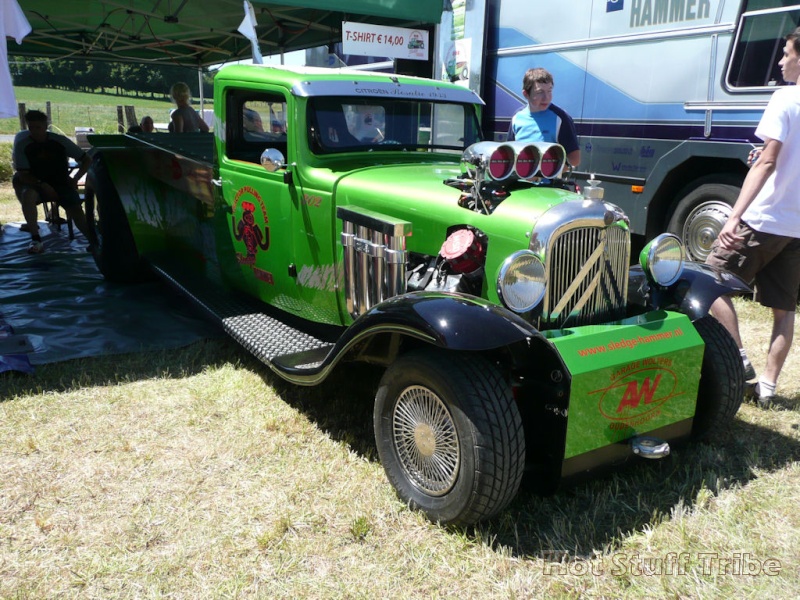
[233,200,270,261]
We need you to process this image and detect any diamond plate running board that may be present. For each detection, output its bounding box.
[149,262,337,378]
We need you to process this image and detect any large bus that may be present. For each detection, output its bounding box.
[444,0,800,260]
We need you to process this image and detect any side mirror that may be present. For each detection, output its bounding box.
[261,148,286,172]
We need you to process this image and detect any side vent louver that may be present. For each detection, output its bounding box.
[337,206,412,318]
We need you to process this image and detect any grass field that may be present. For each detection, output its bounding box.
[0,87,207,136]
[1,186,799,597]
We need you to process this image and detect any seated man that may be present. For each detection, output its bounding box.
[243,106,286,143]
[353,107,384,143]
[243,107,264,134]
[12,109,97,254]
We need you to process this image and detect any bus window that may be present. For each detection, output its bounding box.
[727,7,800,90]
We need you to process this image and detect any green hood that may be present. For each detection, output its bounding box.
[330,162,579,262]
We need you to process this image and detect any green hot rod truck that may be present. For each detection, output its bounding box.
[87,64,750,526]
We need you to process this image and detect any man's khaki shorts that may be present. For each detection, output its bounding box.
[706,220,800,311]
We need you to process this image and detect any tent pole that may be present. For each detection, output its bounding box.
[198,68,204,111]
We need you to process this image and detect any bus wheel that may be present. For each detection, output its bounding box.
[667,183,738,263]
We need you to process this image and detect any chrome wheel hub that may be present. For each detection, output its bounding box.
[682,201,731,262]
[392,385,460,496]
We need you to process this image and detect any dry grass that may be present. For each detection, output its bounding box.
[1,182,20,221]
[1,187,799,599]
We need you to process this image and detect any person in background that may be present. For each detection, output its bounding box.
[127,115,155,134]
[353,107,383,143]
[243,107,264,133]
[12,109,97,254]
[706,27,800,408]
[507,67,581,168]
[169,82,209,133]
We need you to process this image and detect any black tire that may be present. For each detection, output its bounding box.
[667,182,739,263]
[374,348,525,526]
[691,315,744,441]
[89,155,147,283]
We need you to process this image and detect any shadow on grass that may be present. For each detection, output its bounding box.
[5,340,798,561]
[264,360,800,560]
[486,416,800,559]
[0,337,242,398]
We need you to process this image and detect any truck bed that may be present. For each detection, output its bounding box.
[88,131,217,211]
[88,132,215,166]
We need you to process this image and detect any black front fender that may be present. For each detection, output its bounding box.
[271,291,552,385]
[347,291,540,351]
[629,262,752,320]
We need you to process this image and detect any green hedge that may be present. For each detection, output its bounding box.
[0,143,11,182]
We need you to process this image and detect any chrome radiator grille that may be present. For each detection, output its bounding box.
[541,224,630,329]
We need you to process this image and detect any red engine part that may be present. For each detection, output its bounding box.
[439,229,486,274]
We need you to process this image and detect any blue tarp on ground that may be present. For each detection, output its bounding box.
[0,221,219,373]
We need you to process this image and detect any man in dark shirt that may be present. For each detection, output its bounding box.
[12,109,95,254]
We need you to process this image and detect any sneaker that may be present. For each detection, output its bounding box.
[27,240,44,254]
[743,361,756,381]
[753,382,775,409]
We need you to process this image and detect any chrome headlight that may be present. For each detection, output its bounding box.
[497,250,546,313]
[640,233,685,287]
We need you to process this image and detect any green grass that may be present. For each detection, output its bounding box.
[0,87,210,135]
[0,143,11,181]
[1,187,799,598]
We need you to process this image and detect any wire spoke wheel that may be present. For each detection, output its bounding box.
[374,349,525,526]
[392,385,460,496]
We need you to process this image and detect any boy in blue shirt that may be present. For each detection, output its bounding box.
[507,68,581,168]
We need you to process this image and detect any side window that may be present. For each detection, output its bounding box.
[727,8,800,90]
[226,91,288,163]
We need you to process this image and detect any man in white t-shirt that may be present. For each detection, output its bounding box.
[706,27,800,409]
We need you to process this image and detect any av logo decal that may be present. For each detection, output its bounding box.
[607,0,624,12]
[593,366,682,422]
[618,373,662,412]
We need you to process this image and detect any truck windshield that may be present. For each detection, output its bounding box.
[308,96,483,155]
